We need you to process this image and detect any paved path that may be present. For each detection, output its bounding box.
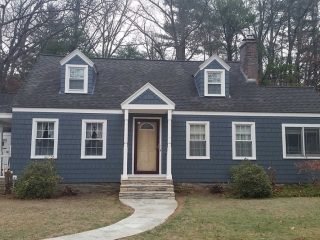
[46,199,177,240]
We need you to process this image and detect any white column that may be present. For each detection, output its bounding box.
[166,110,172,180]
[122,110,129,180]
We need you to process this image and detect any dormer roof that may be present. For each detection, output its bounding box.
[198,54,231,71]
[59,49,94,67]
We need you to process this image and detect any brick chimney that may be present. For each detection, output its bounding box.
[240,35,259,83]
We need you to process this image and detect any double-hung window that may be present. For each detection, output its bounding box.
[232,122,256,160]
[81,120,107,159]
[282,124,320,159]
[65,64,88,93]
[204,69,225,96]
[31,118,59,159]
[186,121,210,159]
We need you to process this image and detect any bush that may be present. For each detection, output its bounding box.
[231,161,272,198]
[14,160,61,199]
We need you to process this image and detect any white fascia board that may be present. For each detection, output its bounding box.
[198,54,231,72]
[12,108,123,114]
[121,82,175,109]
[59,49,94,67]
[0,113,12,119]
[173,111,320,118]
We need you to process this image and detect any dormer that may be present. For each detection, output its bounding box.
[59,49,96,94]
[194,55,231,97]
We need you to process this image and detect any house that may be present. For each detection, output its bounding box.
[1,36,320,197]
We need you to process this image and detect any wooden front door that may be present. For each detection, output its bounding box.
[134,119,159,174]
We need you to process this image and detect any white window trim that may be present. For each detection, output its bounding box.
[232,122,256,160]
[282,123,320,159]
[31,118,59,159]
[65,64,89,94]
[81,119,107,159]
[186,121,210,159]
[204,69,226,97]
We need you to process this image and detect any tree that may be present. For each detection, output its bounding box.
[116,44,145,59]
[212,0,255,61]
[135,0,210,60]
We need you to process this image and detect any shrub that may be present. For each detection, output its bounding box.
[231,161,272,198]
[295,160,320,183]
[274,184,320,198]
[14,160,61,199]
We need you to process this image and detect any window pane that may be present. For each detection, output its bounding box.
[69,79,84,90]
[305,128,320,155]
[207,72,221,83]
[236,141,252,157]
[208,84,221,95]
[70,67,84,79]
[86,123,103,139]
[286,127,302,155]
[85,140,103,156]
[35,139,54,156]
[236,125,251,140]
[190,141,206,157]
[190,124,205,141]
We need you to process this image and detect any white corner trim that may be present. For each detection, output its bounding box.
[31,118,59,159]
[81,119,107,159]
[173,111,320,118]
[60,49,94,67]
[121,82,175,110]
[232,122,256,160]
[12,108,123,114]
[65,64,89,94]
[0,113,12,119]
[186,121,210,160]
[282,123,320,159]
[204,69,226,97]
[199,54,231,72]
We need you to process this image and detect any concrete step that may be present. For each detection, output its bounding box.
[119,191,175,199]
[121,179,173,185]
[120,185,174,192]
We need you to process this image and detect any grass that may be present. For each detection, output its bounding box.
[0,193,132,240]
[128,194,320,240]
[274,184,320,197]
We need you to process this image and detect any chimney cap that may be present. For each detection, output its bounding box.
[242,34,256,41]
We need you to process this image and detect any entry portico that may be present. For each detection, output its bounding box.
[121,83,175,180]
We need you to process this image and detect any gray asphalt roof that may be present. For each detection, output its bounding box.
[0,93,15,113]
[12,54,320,113]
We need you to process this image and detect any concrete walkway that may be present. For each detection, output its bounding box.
[46,199,177,240]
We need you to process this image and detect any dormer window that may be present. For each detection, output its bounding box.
[204,69,225,97]
[65,64,88,93]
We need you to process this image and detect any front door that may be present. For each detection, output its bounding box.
[134,119,159,174]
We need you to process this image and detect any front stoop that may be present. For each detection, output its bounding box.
[119,176,175,199]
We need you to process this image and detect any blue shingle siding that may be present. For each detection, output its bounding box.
[60,55,96,94]
[171,115,320,184]
[11,112,123,183]
[129,89,167,105]
[10,111,320,184]
[194,60,230,97]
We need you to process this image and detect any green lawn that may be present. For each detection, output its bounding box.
[128,194,320,240]
[0,193,132,240]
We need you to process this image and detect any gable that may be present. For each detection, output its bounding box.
[121,83,175,110]
[129,89,167,105]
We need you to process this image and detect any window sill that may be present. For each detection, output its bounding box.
[204,94,225,97]
[30,155,57,159]
[186,156,210,160]
[233,157,256,161]
[283,155,320,160]
[81,156,107,160]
